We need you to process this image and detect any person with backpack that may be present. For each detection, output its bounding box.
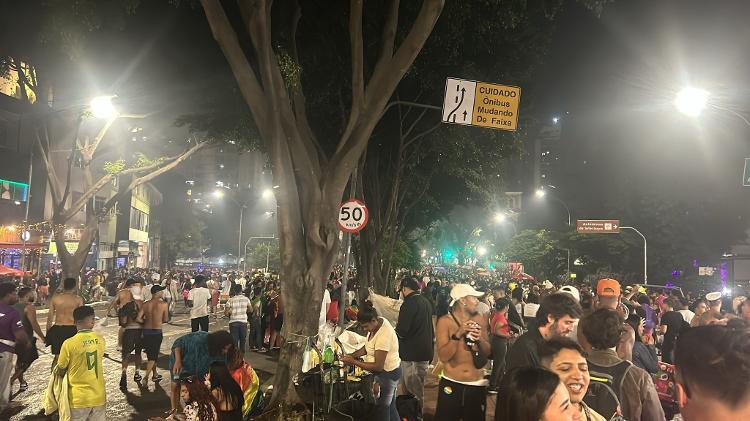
[581,309,664,421]
[539,338,607,421]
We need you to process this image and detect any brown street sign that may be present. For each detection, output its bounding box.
[576,219,620,234]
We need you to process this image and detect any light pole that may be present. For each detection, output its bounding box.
[536,188,572,279]
[621,226,647,285]
[674,86,750,127]
[243,235,276,272]
[213,189,250,271]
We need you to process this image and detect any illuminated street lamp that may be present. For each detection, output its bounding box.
[535,188,546,198]
[262,189,274,200]
[89,95,118,119]
[477,246,487,256]
[674,87,709,118]
[493,212,507,224]
[213,189,225,199]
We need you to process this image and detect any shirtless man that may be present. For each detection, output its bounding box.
[107,278,142,351]
[117,279,145,390]
[435,284,491,420]
[138,285,169,385]
[46,277,83,371]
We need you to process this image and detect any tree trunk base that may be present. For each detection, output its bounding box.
[254,402,311,421]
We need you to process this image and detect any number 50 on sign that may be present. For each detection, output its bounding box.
[338,199,369,233]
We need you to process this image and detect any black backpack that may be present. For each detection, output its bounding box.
[584,359,630,421]
[395,394,420,421]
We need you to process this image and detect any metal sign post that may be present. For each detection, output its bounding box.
[338,168,359,325]
[621,226,647,285]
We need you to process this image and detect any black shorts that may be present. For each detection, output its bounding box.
[16,337,39,370]
[122,328,143,357]
[435,377,487,421]
[47,325,77,355]
[141,331,163,361]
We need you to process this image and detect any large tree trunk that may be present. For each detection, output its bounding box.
[198,0,445,414]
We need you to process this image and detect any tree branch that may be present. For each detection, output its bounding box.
[374,0,400,73]
[59,115,83,214]
[35,129,61,207]
[62,142,209,222]
[199,0,272,139]
[325,0,445,204]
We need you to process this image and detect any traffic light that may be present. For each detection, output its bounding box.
[443,249,454,260]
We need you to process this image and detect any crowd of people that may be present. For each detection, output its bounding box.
[0,268,283,420]
[2,265,750,420]
[369,271,750,421]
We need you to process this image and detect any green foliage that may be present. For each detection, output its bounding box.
[504,229,566,279]
[246,242,280,271]
[133,152,163,168]
[103,159,125,174]
[162,212,206,266]
[277,49,301,91]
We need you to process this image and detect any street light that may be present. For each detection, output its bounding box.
[262,189,273,200]
[493,212,507,224]
[213,189,225,199]
[674,87,709,117]
[89,95,118,119]
[535,188,572,278]
[477,246,487,256]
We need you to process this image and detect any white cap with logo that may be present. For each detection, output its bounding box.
[450,284,484,306]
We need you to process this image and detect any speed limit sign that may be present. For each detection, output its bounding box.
[338,199,369,233]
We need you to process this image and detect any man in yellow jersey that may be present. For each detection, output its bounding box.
[56,305,106,421]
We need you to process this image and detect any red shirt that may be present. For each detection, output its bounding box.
[490,312,510,337]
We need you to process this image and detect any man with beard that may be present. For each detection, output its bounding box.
[505,292,582,373]
[435,284,491,420]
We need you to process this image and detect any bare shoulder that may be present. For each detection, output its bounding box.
[436,315,452,331]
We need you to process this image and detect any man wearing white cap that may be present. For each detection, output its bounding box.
[435,284,491,420]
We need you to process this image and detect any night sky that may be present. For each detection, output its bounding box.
[32,0,750,261]
[534,0,750,256]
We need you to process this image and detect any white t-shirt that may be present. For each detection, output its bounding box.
[221,279,232,295]
[188,287,212,318]
[678,309,695,325]
[320,289,331,329]
[364,318,401,372]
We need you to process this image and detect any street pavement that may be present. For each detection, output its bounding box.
[4,300,280,421]
[3,299,498,420]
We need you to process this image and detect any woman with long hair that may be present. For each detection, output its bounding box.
[174,376,218,421]
[207,362,244,421]
[496,367,577,421]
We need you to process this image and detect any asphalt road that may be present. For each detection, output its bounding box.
[3,300,279,421]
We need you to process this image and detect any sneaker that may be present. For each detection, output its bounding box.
[134,372,142,383]
[258,348,267,353]
[487,388,498,395]
[153,374,164,383]
[119,373,127,390]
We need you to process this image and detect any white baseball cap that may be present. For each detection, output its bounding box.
[558,286,580,302]
[450,284,484,306]
[706,291,722,302]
